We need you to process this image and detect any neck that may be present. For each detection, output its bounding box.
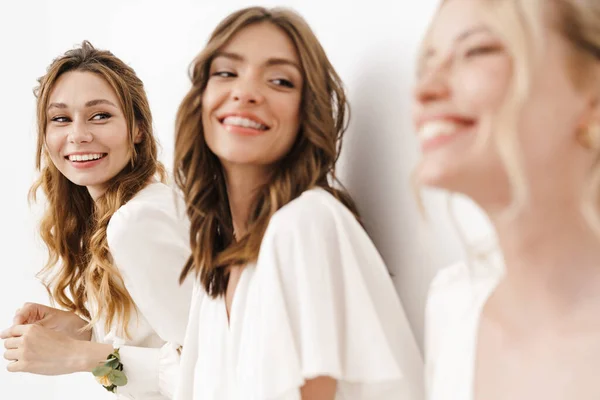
[488,198,600,315]
[87,177,157,203]
[223,164,269,237]
[87,185,107,202]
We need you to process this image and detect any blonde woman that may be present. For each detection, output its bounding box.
[415,0,600,399]
[173,6,424,400]
[1,41,192,399]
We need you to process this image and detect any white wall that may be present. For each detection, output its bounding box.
[0,0,494,398]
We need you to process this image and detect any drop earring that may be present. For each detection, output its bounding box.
[577,123,600,150]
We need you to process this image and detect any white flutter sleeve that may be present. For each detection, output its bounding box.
[106,191,193,398]
[251,189,424,399]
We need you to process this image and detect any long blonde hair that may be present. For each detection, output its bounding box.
[174,7,359,297]
[31,41,166,335]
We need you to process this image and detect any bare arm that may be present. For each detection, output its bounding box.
[301,376,337,400]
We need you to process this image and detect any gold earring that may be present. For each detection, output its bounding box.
[578,123,600,150]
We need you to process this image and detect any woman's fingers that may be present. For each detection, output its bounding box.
[3,337,22,349]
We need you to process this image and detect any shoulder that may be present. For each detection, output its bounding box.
[256,187,385,280]
[425,262,474,367]
[266,188,359,239]
[426,247,504,340]
[107,182,188,248]
[427,262,473,313]
[245,191,409,397]
[427,239,503,310]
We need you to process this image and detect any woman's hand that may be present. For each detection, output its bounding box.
[12,302,91,341]
[1,324,112,375]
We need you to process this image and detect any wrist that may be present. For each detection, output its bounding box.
[71,314,92,341]
[75,324,93,342]
[73,340,114,373]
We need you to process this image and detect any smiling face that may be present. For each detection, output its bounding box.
[45,71,141,199]
[201,22,304,173]
[412,0,598,209]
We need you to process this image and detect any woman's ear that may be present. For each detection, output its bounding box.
[576,94,600,150]
[133,126,143,144]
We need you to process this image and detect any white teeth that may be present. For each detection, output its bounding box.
[68,153,104,162]
[419,121,463,141]
[222,116,267,130]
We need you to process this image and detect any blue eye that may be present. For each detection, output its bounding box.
[272,78,294,88]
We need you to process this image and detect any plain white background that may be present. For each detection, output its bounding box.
[0,0,493,398]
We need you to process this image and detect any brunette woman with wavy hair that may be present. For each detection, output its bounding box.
[174,7,423,400]
[1,41,192,399]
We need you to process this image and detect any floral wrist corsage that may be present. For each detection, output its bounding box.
[92,348,128,393]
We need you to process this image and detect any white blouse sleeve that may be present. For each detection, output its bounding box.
[173,280,204,400]
[252,190,424,399]
[106,195,193,398]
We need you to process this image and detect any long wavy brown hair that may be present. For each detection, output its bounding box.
[174,6,359,297]
[30,41,166,336]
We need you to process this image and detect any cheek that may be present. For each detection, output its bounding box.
[518,85,583,166]
[274,95,301,137]
[94,123,132,163]
[201,104,216,153]
[111,128,133,156]
[201,82,222,117]
[201,104,212,132]
[201,85,222,139]
[44,131,64,160]
[454,60,511,113]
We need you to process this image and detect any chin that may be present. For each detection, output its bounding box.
[222,159,266,169]
[415,161,460,191]
[215,148,261,166]
[417,163,512,209]
[67,179,98,188]
[61,173,105,188]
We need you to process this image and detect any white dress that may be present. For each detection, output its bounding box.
[424,247,504,400]
[92,182,193,399]
[175,188,424,400]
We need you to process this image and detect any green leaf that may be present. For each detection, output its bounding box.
[111,370,128,386]
[106,358,120,369]
[92,365,111,377]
